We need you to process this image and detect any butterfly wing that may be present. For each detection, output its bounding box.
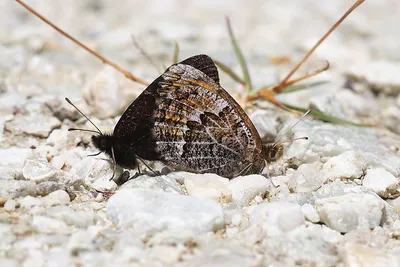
[114,55,264,178]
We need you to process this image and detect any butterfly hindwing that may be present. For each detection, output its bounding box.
[113,54,264,178]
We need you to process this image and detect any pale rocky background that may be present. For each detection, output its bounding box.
[1,0,400,266]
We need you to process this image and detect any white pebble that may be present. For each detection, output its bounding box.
[82,66,127,119]
[0,148,34,169]
[32,216,69,234]
[107,188,224,234]
[301,203,320,223]
[183,173,231,202]
[316,193,384,233]
[19,195,42,209]
[4,199,17,212]
[248,202,304,234]
[322,151,367,180]
[339,242,399,267]
[41,190,70,207]
[121,174,183,194]
[22,158,59,182]
[227,174,271,207]
[363,168,399,197]
[5,114,61,138]
[288,162,325,192]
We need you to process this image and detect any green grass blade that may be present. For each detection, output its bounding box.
[281,102,372,127]
[213,59,245,85]
[226,17,253,93]
[173,42,180,64]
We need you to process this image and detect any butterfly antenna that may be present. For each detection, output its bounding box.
[65,98,103,135]
[261,172,279,189]
[273,110,311,147]
[274,137,308,147]
[68,128,100,134]
[15,0,149,86]
[273,0,365,93]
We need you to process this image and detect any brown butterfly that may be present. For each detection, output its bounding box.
[89,54,273,178]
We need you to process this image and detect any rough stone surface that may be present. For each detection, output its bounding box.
[107,188,225,234]
[363,168,399,197]
[5,114,61,138]
[2,0,400,266]
[0,180,37,201]
[248,202,305,234]
[227,174,271,207]
[316,193,385,233]
[121,174,183,194]
[183,173,231,202]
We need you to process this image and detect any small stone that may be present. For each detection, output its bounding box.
[185,238,262,267]
[347,60,400,94]
[36,181,61,196]
[4,199,17,212]
[148,245,183,265]
[41,190,70,207]
[0,180,37,201]
[339,242,399,267]
[262,224,341,266]
[107,188,224,234]
[183,173,231,202]
[363,168,399,197]
[227,174,271,207]
[121,174,183,194]
[288,162,325,193]
[19,195,42,209]
[68,230,95,253]
[0,166,22,180]
[0,148,34,169]
[22,158,59,182]
[0,91,27,113]
[45,206,96,228]
[32,216,69,234]
[393,197,400,215]
[45,128,72,151]
[322,151,367,180]
[69,157,119,191]
[82,66,127,119]
[301,203,320,223]
[5,114,61,138]
[248,202,304,234]
[316,193,384,233]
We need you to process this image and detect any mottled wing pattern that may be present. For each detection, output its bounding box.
[113,54,264,178]
[154,56,264,177]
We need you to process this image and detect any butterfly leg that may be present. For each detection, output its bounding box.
[261,171,279,188]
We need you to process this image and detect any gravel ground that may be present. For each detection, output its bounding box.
[1,0,400,266]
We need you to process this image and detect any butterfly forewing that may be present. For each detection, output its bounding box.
[113,55,264,178]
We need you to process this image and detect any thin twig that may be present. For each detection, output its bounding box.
[15,0,149,86]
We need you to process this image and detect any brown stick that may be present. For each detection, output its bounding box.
[15,0,149,86]
[273,0,365,93]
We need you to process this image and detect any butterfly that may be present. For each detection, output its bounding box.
[89,54,273,179]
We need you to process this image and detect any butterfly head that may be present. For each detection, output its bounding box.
[91,134,115,155]
[262,143,284,163]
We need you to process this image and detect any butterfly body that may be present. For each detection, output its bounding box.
[93,55,266,178]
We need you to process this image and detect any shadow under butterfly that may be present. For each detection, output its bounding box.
[73,54,289,179]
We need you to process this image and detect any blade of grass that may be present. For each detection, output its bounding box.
[281,102,372,127]
[226,17,253,93]
[173,42,180,64]
[213,59,246,85]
